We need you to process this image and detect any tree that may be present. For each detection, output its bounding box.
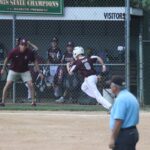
[142,0,150,10]
[131,0,150,10]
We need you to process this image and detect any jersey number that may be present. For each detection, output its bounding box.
[84,62,91,70]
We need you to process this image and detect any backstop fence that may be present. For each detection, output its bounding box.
[0,0,140,105]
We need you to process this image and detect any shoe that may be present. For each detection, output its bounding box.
[31,102,36,107]
[107,110,111,114]
[55,97,65,103]
[0,102,5,107]
[107,106,112,114]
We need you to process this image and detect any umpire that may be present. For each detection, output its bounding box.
[109,75,139,150]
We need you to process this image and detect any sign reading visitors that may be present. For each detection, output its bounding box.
[104,13,125,20]
[0,0,63,15]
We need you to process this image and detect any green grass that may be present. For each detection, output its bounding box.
[141,105,150,111]
[0,103,106,111]
[0,103,149,112]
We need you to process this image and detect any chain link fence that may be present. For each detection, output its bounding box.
[143,40,150,105]
[0,0,128,106]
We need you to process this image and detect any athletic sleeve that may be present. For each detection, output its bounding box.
[30,50,36,62]
[61,54,65,63]
[113,99,127,121]
[69,61,78,73]
[47,49,50,60]
[57,49,62,61]
[90,55,98,63]
[7,50,15,60]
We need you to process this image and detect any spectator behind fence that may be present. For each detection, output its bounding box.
[55,41,79,103]
[117,46,125,63]
[99,49,110,68]
[0,42,7,62]
[0,42,8,81]
[86,47,95,58]
[99,48,110,79]
[47,37,62,98]
[0,38,44,106]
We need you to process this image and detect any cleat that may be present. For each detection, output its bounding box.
[55,97,65,103]
[0,103,5,107]
[31,102,36,107]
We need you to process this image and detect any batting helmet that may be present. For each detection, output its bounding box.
[73,46,84,59]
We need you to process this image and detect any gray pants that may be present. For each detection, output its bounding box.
[114,128,139,150]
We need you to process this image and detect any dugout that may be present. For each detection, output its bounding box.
[0,5,143,102]
[142,10,150,105]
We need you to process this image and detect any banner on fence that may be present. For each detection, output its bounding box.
[0,0,64,15]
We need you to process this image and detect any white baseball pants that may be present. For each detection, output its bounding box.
[81,75,112,110]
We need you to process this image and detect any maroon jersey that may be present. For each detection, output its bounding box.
[70,56,97,78]
[47,47,62,64]
[8,48,35,73]
[61,51,74,63]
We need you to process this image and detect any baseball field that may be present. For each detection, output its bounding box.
[0,110,149,150]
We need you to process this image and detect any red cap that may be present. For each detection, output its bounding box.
[67,41,74,47]
[20,38,28,46]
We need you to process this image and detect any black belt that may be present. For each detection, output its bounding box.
[121,126,136,131]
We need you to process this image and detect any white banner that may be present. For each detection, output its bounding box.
[0,7,143,21]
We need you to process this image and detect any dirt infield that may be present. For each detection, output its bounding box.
[0,111,149,150]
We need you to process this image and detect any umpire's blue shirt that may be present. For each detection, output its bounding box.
[110,89,139,129]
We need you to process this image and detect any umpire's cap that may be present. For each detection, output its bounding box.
[111,75,126,87]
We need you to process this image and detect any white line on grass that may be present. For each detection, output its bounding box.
[0,112,108,118]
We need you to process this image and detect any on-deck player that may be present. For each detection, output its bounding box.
[67,46,112,110]
[0,38,43,106]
